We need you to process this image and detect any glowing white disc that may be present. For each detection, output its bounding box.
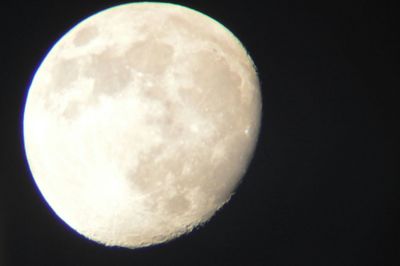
[23,2,261,248]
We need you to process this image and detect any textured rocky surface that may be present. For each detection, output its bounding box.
[24,3,261,248]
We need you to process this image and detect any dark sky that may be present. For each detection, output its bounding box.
[1,1,398,265]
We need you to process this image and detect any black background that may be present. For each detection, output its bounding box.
[1,1,398,265]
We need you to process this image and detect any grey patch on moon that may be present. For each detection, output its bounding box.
[85,47,133,95]
[187,51,242,113]
[166,13,244,64]
[172,50,246,144]
[73,26,99,46]
[60,38,174,120]
[125,38,174,74]
[126,133,240,214]
[50,58,80,92]
[167,13,223,47]
[164,194,191,215]
[61,99,85,119]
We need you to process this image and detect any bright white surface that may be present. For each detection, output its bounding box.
[24,2,261,248]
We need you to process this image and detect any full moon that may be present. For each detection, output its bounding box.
[23,2,261,248]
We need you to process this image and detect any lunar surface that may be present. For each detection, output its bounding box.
[23,2,261,248]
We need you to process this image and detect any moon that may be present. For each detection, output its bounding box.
[23,2,261,248]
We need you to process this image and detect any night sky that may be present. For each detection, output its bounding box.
[1,1,398,265]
